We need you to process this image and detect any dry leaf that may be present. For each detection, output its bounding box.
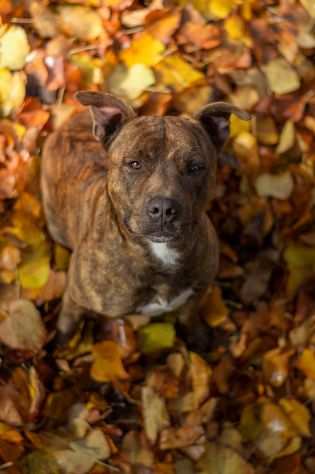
[0,26,30,70]
[255,172,294,200]
[142,386,170,443]
[138,322,175,354]
[90,340,129,382]
[263,349,292,387]
[297,348,315,380]
[197,442,255,474]
[154,54,204,92]
[0,69,26,116]
[109,64,155,100]
[263,59,300,95]
[58,6,104,40]
[120,32,165,67]
[0,299,47,353]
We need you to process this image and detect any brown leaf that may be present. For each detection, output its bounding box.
[0,300,47,353]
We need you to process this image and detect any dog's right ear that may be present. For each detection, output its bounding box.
[75,91,136,146]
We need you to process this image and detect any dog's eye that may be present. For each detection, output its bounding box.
[186,162,205,175]
[127,160,142,170]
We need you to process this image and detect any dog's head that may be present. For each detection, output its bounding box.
[76,91,250,244]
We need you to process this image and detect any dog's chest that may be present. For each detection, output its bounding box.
[137,287,194,316]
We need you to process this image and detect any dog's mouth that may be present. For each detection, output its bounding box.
[145,232,178,243]
[124,219,186,243]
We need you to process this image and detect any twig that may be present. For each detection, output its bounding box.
[10,18,33,24]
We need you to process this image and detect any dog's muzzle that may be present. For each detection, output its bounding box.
[144,196,183,242]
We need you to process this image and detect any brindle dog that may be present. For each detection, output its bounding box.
[41,91,249,341]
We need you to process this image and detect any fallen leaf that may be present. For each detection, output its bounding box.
[90,340,129,382]
[277,120,296,154]
[138,322,175,354]
[263,58,300,95]
[18,244,50,290]
[0,299,47,353]
[255,172,294,200]
[255,115,279,145]
[0,26,30,70]
[263,349,292,387]
[197,442,255,474]
[109,64,155,100]
[58,6,104,41]
[154,54,204,92]
[0,69,26,117]
[297,348,315,380]
[284,244,315,296]
[279,399,311,437]
[160,425,204,450]
[190,352,212,407]
[120,32,165,67]
[301,0,315,17]
[142,386,170,444]
[20,451,61,474]
[201,286,229,327]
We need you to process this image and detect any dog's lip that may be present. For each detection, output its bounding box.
[124,219,181,242]
[146,234,178,243]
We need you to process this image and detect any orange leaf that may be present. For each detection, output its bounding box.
[91,341,129,383]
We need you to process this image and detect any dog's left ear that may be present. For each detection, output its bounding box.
[75,91,136,146]
[195,102,251,150]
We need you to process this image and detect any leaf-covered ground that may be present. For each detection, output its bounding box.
[0,0,315,473]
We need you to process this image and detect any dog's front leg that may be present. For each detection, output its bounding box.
[56,285,85,345]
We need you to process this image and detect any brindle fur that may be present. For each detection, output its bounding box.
[41,92,249,339]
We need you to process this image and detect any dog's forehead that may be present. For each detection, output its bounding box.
[110,116,209,158]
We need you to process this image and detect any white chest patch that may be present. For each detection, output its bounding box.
[137,288,194,317]
[149,241,179,267]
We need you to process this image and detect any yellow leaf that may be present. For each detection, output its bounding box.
[0,25,30,70]
[263,349,291,387]
[279,399,311,437]
[198,442,255,474]
[0,69,26,117]
[190,352,212,407]
[18,242,50,289]
[58,6,104,41]
[142,387,170,443]
[138,323,175,354]
[297,348,315,380]
[202,286,229,327]
[0,422,23,444]
[230,113,251,138]
[255,116,279,145]
[209,0,236,19]
[109,64,155,100]
[284,244,315,296]
[8,210,45,246]
[154,54,204,92]
[120,32,165,67]
[301,0,315,17]
[276,120,295,154]
[14,192,42,219]
[255,172,294,200]
[91,341,129,382]
[263,58,300,95]
[54,244,70,271]
[225,15,248,42]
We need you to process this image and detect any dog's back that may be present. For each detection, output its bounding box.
[41,110,107,249]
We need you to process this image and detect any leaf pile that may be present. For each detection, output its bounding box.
[0,0,315,473]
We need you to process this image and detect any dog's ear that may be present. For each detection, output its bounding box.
[195,102,251,151]
[75,91,136,146]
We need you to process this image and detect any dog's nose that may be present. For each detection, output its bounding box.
[147,197,181,224]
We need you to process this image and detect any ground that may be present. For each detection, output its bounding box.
[0,0,315,473]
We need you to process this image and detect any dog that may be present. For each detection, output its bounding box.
[41,91,249,341]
